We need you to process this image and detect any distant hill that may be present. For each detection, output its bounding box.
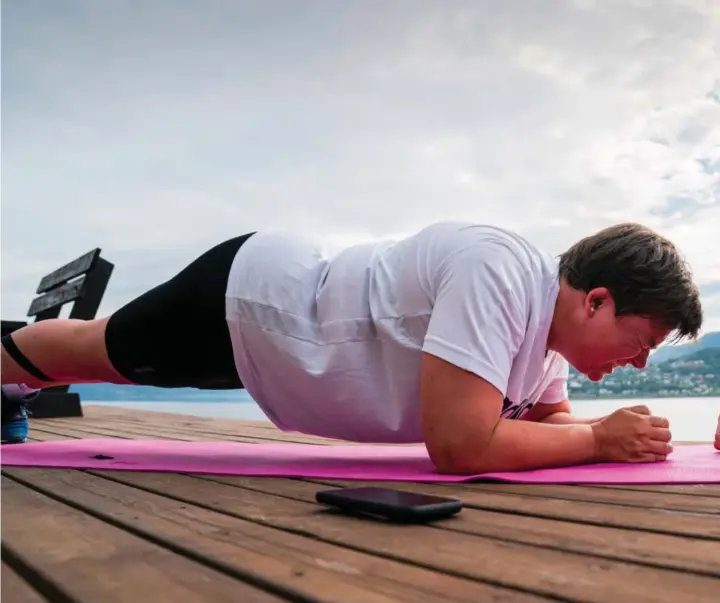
[648,331,720,364]
[569,342,720,399]
[659,346,720,373]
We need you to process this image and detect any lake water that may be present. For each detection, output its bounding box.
[90,396,720,442]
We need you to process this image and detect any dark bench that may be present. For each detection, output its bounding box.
[2,248,114,418]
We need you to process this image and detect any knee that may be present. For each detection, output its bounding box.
[73,317,110,356]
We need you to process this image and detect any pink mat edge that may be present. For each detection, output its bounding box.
[1,439,717,485]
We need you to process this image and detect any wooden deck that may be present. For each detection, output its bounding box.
[2,405,719,603]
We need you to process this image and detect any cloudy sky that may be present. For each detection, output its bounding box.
[3,0,719,338]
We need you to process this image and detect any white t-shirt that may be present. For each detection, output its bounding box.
[225,222,568,443]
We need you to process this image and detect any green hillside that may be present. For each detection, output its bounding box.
[570,347,720,399]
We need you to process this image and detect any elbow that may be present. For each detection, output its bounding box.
[427,440,492,475]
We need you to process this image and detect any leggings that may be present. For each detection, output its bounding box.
[103,232,256,389]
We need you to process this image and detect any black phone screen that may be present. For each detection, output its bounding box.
[321,486,457,508]
[316,486,463,522]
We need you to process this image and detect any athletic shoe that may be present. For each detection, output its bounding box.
[1,384,39,444]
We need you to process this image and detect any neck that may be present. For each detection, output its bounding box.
[546,277,580,354]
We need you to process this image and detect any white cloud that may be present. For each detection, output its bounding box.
[2,0,718,333]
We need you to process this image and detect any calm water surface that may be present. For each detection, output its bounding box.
[91,396,719,442]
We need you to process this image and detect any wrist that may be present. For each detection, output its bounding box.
[589,421,605,462]
[556,423,598,464]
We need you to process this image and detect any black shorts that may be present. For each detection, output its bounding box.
[105,232,255,389]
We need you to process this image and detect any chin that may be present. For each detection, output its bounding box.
[566,358,602,382]
[582,367,606,382]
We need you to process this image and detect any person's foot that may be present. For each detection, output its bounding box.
[1,384,39,444]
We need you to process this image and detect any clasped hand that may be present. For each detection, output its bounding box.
[592,406,720,462]
[590,405,706,463]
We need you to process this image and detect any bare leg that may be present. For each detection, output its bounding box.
[1,317,134,389]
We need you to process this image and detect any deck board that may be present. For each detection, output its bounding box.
[301,478,720,539]
[186,475,720,574]
[4,468,540,603]
[3,404,719,603]
[1,563,47,603]
[460,482,720,512]
[90,469,720,576]
[1,476,282,603]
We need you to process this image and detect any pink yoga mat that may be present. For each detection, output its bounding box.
[1,439,718,484]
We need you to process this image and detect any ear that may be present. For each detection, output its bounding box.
[584,288,615,317]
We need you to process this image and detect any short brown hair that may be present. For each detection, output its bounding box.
[558,223,702,342]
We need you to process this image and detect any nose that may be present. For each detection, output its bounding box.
[631,355,648,369]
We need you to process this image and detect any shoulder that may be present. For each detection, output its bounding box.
[416,222,556,289]
[416,222,552,264]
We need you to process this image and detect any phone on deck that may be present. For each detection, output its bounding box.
[315,486,463,523]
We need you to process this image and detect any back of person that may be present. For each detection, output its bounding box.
[225,221,565,442]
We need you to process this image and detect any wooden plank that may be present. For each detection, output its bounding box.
[79,418,339,445]
[36,249,98,293]
[27,277,86,317]
[94,470,720,576]
[0,476,284,603]
[464,483,720,514]
[86,410,311,433]
[586,483,720,497]
[32,423,170,441]
[39,415,359,445]
[2,469,540,603]
[11,472,720,603]
[81,406,347,443]
[31,421,316,447]
[52,410,350,445]
[27,429,74,442]
[71,470,720,602]
[83,405,272,427]
[107,420,344,444]
[294,478,720,540]
[1,563,47,603]
[33,419,284,445]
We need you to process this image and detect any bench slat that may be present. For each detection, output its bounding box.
[28,277,86,316]
[35,249,99,294]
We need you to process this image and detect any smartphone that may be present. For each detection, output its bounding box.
[315,486,463,523]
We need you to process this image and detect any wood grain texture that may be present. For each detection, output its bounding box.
[1,476,283,603]
[4,468,540,603]
[4,404,718,603]
[1,563,47,603]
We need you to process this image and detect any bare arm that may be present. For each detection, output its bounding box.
[420,353,598,474]
[523,399,604,425]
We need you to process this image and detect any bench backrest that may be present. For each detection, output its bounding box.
[27,248,114,322]
[2,248,114,393]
